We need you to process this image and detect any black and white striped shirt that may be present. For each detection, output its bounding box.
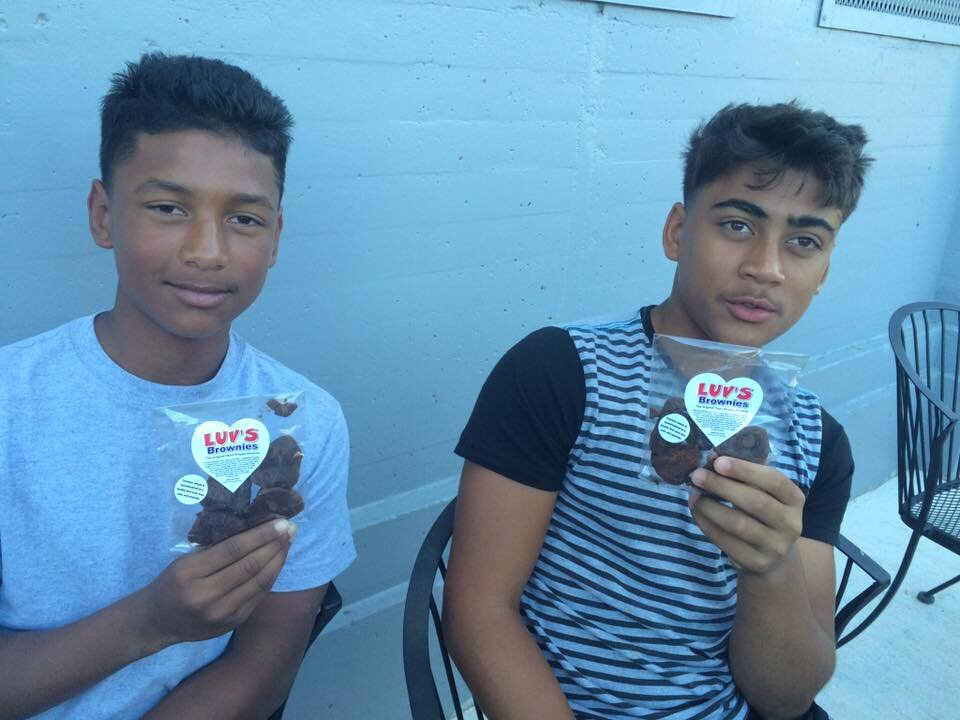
[456,307,852,719]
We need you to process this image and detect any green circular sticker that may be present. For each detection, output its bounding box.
[174,474,208,505]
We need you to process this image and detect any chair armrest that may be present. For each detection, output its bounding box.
[834,533,891,647]
[308,582,343,647]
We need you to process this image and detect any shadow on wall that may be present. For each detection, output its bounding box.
[935,77,960,306]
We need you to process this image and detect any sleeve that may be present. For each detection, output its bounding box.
[454,326,586,492]
[801,407,853,546]
[272,395,356,592]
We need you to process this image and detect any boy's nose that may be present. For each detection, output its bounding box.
[180,218,228,270]
[740,238,784,285]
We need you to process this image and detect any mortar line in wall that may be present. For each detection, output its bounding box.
[831,382,897,414]
[801,332,890,375]
[324,581,408,635]
[350,474,459,532]
[226,51,585,75]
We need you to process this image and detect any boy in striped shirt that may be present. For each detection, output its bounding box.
[445,102,871,720]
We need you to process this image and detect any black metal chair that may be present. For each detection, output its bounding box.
[839,301,960,644]
[402,498,888,719]
[833,533,891,648]
[269,582,343,720]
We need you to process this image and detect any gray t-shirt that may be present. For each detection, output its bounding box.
[0,316,356,719]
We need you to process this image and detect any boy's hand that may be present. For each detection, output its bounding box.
[135,519,296,652]
[688,457,804,577]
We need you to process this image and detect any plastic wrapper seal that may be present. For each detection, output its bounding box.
[642,334,807,486]
[157,391,308,553]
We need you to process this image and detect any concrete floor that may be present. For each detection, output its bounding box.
[818,477,959,720]
[284,476,960,719]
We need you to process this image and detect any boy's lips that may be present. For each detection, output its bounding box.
[167,281,231,309]
[725,296,777,323]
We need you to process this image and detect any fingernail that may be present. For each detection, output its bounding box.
[286,522,298,540]
[715,457,731,474]
[690,469,705,487]
[273,519,291,535]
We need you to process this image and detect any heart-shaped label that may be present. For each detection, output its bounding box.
[190,419,269,492]
[683,373,763,447]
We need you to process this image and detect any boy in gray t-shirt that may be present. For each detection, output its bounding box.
[0,54,355,719]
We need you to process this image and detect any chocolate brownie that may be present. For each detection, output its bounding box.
[707,426,770,469]
[200,476,252,512]
[188,508,249,546]
[649,397,709,485]
[267,398,298,417]
[245,487,305,526]
[251,435,303,489]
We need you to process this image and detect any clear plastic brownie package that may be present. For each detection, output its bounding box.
[642,334,808,487]
[158,392,308,553]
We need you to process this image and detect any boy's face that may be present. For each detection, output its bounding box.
[660,164,842,347]
[88,130,282,344]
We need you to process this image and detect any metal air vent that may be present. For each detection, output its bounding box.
[820,0,960,45]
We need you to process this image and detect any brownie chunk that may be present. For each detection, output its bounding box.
[649,397,709,485]
[200,476,252,512]
[245,487,305,526]
[188,508,249,546]
[707,426,770,469]
[251,435,303,489]
[267,398,299,417]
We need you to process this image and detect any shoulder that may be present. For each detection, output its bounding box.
[506,325,579,362]
[817,405,853,469]
[481,326,583,403]
[0,317,84,361]
[0,318,88,397]
[237,339,343,419]
[819,405,845,441]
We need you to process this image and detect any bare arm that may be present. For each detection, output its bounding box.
[690,457,836,719]
[442,461,574,720]
[0,519,294,720]
[729,539,836,720]
[145,585,326,720]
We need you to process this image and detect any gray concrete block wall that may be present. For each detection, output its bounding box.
[2,1,959,716]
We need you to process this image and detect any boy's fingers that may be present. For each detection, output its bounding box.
[703,458,804,507]
[211,545,290,620]
[692,494,770,548]
[192,519,294,577]
[207,530,293,596]
[693,507,764,572]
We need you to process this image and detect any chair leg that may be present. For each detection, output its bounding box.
[917,572,960,604]
[836,524,925,647]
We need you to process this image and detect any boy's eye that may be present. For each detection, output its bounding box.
[788,235,823,252]
[721,220,752,234]
[229,214,264,227]
[148,203,186,216]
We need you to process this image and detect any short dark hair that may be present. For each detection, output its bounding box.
[99,53,294,199]
[683,102,872,220]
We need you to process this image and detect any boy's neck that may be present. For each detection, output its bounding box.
[649,297,707,341]
[94,309,230,386]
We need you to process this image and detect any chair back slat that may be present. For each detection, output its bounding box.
[431,594,467,720]
[404,499,487,720]
[889,302,960,554]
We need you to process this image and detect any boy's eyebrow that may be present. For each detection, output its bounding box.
[711,198,768,218]
[133,179,275,211]
[134,178,191,195]
[787,214,836,233]
[712,198,836,233]
[230,192,275,211]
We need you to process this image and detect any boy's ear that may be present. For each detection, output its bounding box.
[662,202,686,262]
[268,207,283,268]
[88,180,113,249]
[816,260,830,294]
